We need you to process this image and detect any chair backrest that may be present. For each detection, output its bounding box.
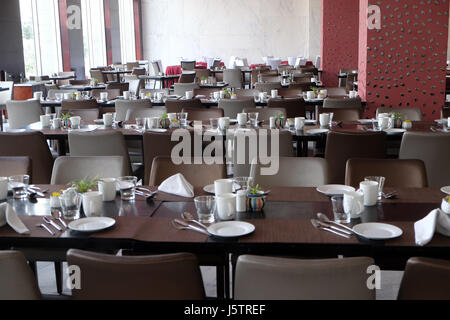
[325,131,387,184]
[46,89,76,100]
[0,81,14,106]
[68,131,132,175]
[288,82,314,91]
[234,89,259,98]
[0,132,54,184]
[173,83,199,96]
[0,156,31,177]
[90,69,106,83]
[165,98,202,114]
[194,68,211,81]
[131,68,146,76]
[106,82,129,95]
[320,107,361,121]
[126,107,165,121]
[218,98,256,118]
[0,251,41,300]
[255,82,282,92]
[242,107,287,121]
[376,107,423,121]
[397,257,450,300]
[151,61,161,74]
[345,158,428,189]
[67,249,204,300]
[223,69,243,89]
[114,99,152,121]
[63,108,99,122]
[442,107,450,118]
[70,79,90,85]
[51,156,126,184]
[61,99,99,111]
[6,100,43,129]
[251,157,328,188]
[193,88,216,98]
[126,62,140,70]
[91,89,120,100]
[277,88,303,98]
[181,60,196,71]
[326,87,348,96]
[127,79,145,96]
[399,132,450,187]
[234,255,375,300]
[267,98,306,118]
[149,156,226,186]
[323,97,362,109]
[181,107,224,121]
[178,72,196,84]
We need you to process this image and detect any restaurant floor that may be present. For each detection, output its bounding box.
[36,263,402,299]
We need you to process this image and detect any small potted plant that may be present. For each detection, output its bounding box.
[223,88,231,99]
[60,112,72,128]
[312,86,318,98]
[201,76,208,85]
[160,112,171,129]
[391,112,403,128]
[71,176,99,193]
[246,184,266,212]
[91,78,99,87]
[274,114,286,129]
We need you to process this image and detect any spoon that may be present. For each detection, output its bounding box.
[36,224,54,235]
[316,212,355,234]
[310,219,350,239]
[43,216,62,231]
[172,219,211,236]
[181,212,208,230]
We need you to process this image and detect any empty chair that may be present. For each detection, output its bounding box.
[277,88,303,98]
[181,107,224,121]
[234,255,375,300]
[165,98,202,114]
[63,108,99,122]
[106,82,129,95]
[345,158,428,189]
[223,69,243,89]
[0,132,54,183]
[234,89,259,98]
[132,68,146,76]
[126,108,165,121]
[266,58,282,70]
[255,82,282,92]
[178,72,196,84]
[69,79,90,85]
[173,83,199,96]
[325,131,386,184]
[90,69,106,83]
[6,100,43,129]
[151,60,162,75]
[218,98,255,118]
[0,251,41,300]
[91,89,121,100]
[0,156,31,177]
[261,75,281,83]
[242,107,286,121]
[126,62,140,70]
[46,89,76,100]
[376,107,423,121]
[251,157,328,188]
[127,78,145,96]
[326,87,347,96]
[61,99,99,111]
[195,68,211,81]
[267,98,306,118]
[319,107,361,121]
[149,156,226,186]
[181,60,196,71]
[68,131,132,175]
[114,99,152,121]
[67,249,204,300]
[397,257,450,300]
[0,81,14,110]
[323,97,362,109]
[288,83,314,91]
[399,132,450,187]
[51,156,126,184]
[55,71,75,86]
[193,88,216,98]
[345,73,357,92]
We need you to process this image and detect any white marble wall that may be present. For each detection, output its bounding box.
[141,0,322,68]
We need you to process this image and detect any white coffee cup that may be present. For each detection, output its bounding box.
[33,91,43,100]
[359,181,379,206]
[237,113,247,126]
[40,114,51,128]
[100,92,108,101]
[447,117,450,128]
[306,91,315,100]
[70,116,81,128]
[123,91,130,100]
[343,191,365,218]
[82,191,103,217]
[349,90,358,98]
[219,91,226,99]
[258,92,266,102]
[441,197,450,214]
[269,117,276,129]
[98,178,117,202]
[295,117,306,130]
[55,93,63,101]
[214,179,233,196]
[185,91,194,99]
[213,92,220,100]
[140,92,146,100]
[311,77,316,83]
[63,93,72,100]
[319,113,330,127]
[215,193,236,220]
[319,89,328,97]
[271,89,278,99]
[218,117,230,131]
[156,92,164,101]
[103,113,113,127]
[52,118,61,129]
[0,177,8,201]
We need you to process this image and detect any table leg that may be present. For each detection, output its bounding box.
[57,138,67,156]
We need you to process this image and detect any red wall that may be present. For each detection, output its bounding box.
[321,0,360,87]
[358,0,449,120]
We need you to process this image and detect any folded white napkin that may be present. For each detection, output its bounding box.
[414,209,450,246]
[0,203,30,234]
[158,173,194,198]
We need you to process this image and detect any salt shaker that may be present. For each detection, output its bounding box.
[236,190,247,212]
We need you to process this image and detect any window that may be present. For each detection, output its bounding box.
[118,0,136,64]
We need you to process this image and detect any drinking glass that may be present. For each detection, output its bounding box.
[178,112,188,128]
[59,189,82,220]
[233,177,254,192]
[117,176,137,201]
[331,196,350,223]
[9,175,30,199]
[253,92,260,103]
[364,176,385,200]
[210,118,219,131]
[136,118,145,130]
[194,196,216,223]
[248,112,259,128]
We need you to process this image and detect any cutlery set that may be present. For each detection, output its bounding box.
[311,213,358,239]
[172,212,211,236]
[37,212,67,235]
[135,187,158,199]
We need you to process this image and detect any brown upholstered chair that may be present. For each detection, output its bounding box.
[61,99,99,111]
[267,98,306,118]
[91,88,121,100]
[234,89,260,98]
[126,62,140,70]
[326,87,348,96]
[324,131,386,184]
[0,156,31,177]
[345,158,428,189]
[218,98,255,118]
[63,108,99,122]
[106,82,129,95]
[242,107,287,121]
[277,88,303,98]
[149,156,226,187]
[288,82,314,91]
[67,249,205,300]
[234,255,375,300]
[442,107,450,118]
[193,88,216,98]
[323,97,362,109]
[165,98,202,113]
[181,61,196,71]
[69,79,90,85]
[319,107,361,121]
[178,72,196,83]
[90,69,106,83]
[397,257,450,300]
[181,107,224,121]
[0,132,54,184]
[376,107,423,121]
[0,251,41,300]
[255,82,282,92]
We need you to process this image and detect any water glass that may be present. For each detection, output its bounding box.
[178,112,188,128]
[9,175,30,199]
[210,118,219,130]
[331,196,350,223]
[248,112,259,128]
[194,196,216,223]
[364,176,385,200]
[117,176,137,201]
[233,177,254,192]
[136,118,145,130]
[59,189,82,220]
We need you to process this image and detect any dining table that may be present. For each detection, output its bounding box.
[101,70,133,83]
[138,75,181,89]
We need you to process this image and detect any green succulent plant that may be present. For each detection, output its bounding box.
[61,112,72,120]
[71,176,99,193]
[248,184,262,195]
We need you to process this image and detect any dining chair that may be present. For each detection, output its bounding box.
[326,87,348,96]
[325,131,387,184]
[127,78,145,96]
[181,60,196,71]
[234,255,375,300]
[151,61,162,75]
[319,107,361,121]
[0,251,42,300]
[323,97,362,109]
[234,89,259,98]
[181,107,224,121]
[292,73,313,84]
[376,107,423,121]
[345,73,358,92]
[288,83,314,91]
[91,88,121,100]
[62,108,99,122]
[178,72,196,84]
[149,156,226,186]
[193,88,217,99]
[255,82,282,92]
[223,69,243,89]
[250,157,329,188]
[140,88,170,96]
[173,83,199,96]
[51,156,126,184]
[46,89,76,100]
[261,75,281,83]
[44,83,59,92]
[194,68,211,81]
[442,107,450,118]
[242,107,287,121]
[0,132,54,183]
[55,71,75,86]
[114,99,152,121]
[345,158,428,189]
[67,249,205,300]
[90,68,107,83]
[399,132,450,187]
[397,257,450,300]
[0,156,31,177]
[6,100,43,129]
[68,131,132,175]
[126,107,165,121]
[218,98,256,118]
[277,88,303,98]
[126,62,140,70]
[106,82,129,95]
[267,98,306,118]
[69,79,90,85]
[61,99,99,111]
[131,68,146,76]
[0,81,14,123]
[165,98,202,114]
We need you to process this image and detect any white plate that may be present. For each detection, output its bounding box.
[384,128,406,135]
[147,128,167,133]
[316,185,356,196]
[207,221,255,238]
[441,186,450,195]
[306,128,329,135]
[68,217,116,232]
[352,223,403,240]
[203,184,215,194]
